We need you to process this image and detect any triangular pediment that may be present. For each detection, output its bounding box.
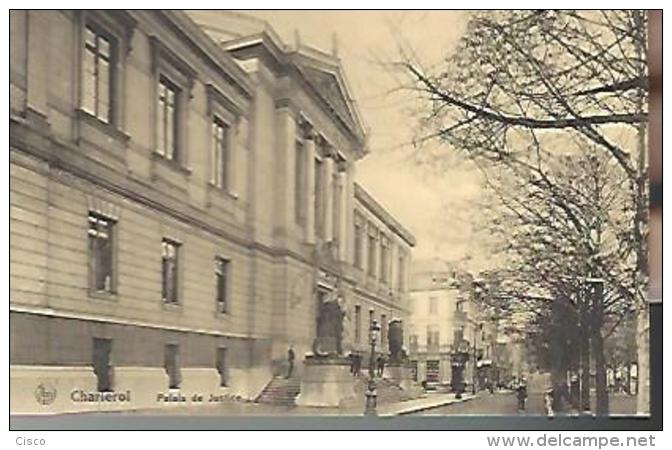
[292,55,366,143]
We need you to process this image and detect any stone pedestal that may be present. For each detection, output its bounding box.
[386,363,424,398]
[295,356,358,407]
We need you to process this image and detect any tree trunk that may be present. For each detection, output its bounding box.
[550,297,572,413]
[579,295,591,412]
[591,280,609,416]
[592,329,609,415]
[636,305,650,415]
[550,346,565,411]
[580,323,591,412]
[633,10,650,416]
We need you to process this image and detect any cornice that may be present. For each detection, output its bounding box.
[354,183,416,247]
[149,11,254,100]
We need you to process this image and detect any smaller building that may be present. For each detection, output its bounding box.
[407,259,502,391]
[407,259,464,387]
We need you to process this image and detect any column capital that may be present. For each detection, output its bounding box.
[297,115,314,140]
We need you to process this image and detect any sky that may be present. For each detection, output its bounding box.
[239,11,494,271]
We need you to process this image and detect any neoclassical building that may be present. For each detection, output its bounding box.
[9,10,414,413]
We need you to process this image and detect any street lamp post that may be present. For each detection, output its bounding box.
[472,341,478,395]
[471,322,483,395]
[364,319,381,416]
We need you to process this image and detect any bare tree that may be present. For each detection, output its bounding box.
[469,147,635,415]
[393,10,648,414]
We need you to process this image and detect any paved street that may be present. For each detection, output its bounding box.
[409,392,637,416]
[72,391,636,417]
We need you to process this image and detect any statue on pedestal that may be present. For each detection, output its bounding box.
[312,289,345,357]
[388,319,407,364]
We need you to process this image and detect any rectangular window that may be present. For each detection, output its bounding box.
[354,305,361,343]
[216,347,228,387]
[88,212,115,294]
[164,344,181,389]
[211,118,229,189]
[294,139,305,224]
[161,239,180,305]
[82,25,114,123]
[367,232,376,277]
[332,171,341,243]
[427,326,440,347]
[92,338,113,392]
[314,158,324,238]
[380,238,389,283]
[215,257,229,314]
[397,254,405,291]
[157,77,179,161]
[354,218,363,269]
[454,327,464,346]
[409,334,419,352]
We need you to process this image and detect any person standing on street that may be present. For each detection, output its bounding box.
[517,378,528,412]
[544,388,555,418]
[354,351,362,376]
[377,354,386,377]
[286,344,295,379]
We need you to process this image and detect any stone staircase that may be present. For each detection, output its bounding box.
[255,376,302,406]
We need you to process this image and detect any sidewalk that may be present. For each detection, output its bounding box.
[379,392,477,416]
[100,391,479,417]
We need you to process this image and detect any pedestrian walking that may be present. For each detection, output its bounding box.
[286,344,295,379]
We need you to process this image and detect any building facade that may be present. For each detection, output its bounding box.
[9,10,414,413]
[407,259,496,390]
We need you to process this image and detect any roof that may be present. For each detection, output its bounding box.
[163,11,254,99]
[354,183,416,247]
[187,11,367,150]
[408,258,462,291]
[410,258,459,276]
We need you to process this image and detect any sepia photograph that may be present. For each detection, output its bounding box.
[7,8,661,431]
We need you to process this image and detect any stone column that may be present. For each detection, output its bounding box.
[636,305,650,415]
[235,117,249,202]
[228,117,240,198]
[324,155,334,242]
[274,108,296,239]
[338,171,348,261]
[345,163,356,265]
[304,133,316,244]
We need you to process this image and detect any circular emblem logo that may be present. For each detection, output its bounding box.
[34,382,57,406]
